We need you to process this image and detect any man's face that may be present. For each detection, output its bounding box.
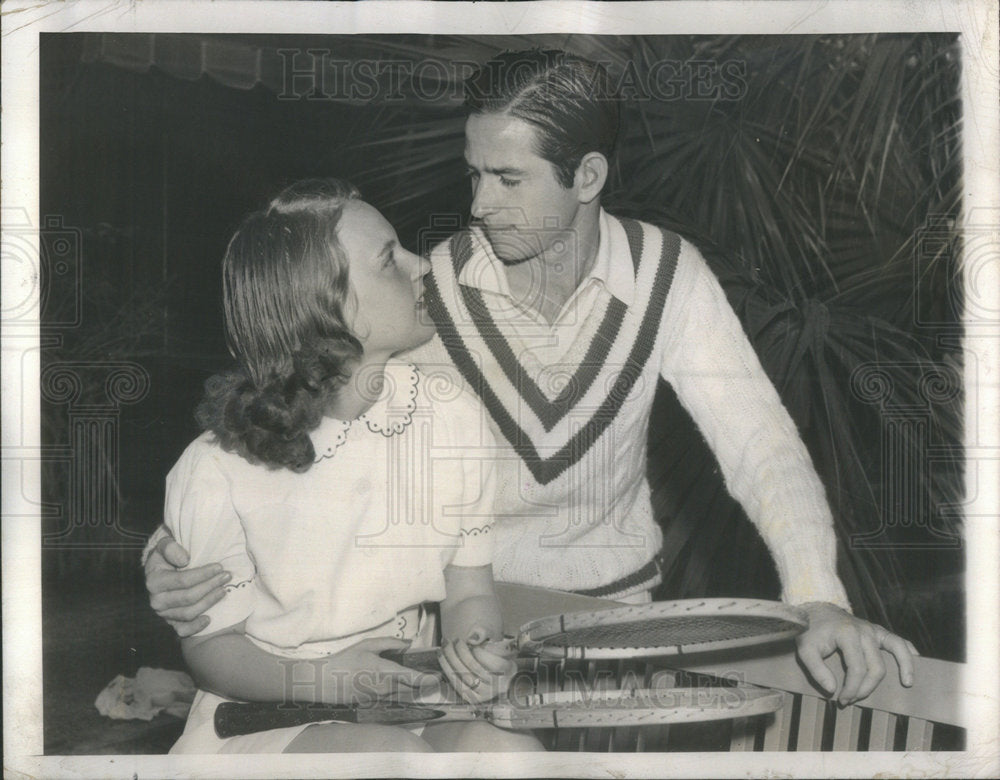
[464,112,582,265]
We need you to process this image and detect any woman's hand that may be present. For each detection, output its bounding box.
[321,637,443,704]
[438,626,517,705]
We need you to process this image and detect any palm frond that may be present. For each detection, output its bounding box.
[319,33,963,656]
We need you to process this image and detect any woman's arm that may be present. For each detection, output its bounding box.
[437,564,514,704]
[183,624,440,705]
[439,563,504,643]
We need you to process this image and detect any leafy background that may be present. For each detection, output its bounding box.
[40,31,964,682]
[324,33,966,658]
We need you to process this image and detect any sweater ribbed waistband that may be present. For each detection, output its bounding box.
[571,550,666,600]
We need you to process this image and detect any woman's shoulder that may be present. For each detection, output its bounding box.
[167,430,249,485]
[412,365,489,441]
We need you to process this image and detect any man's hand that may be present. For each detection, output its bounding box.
[145,535,231,637]
[796,601,918,705]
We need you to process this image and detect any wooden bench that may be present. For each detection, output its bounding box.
[495,583,966,752]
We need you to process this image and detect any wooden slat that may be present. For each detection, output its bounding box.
[795,695,826,750]
[610,725,642,752]
[869,710,898,750]
[729,717,756,751]
[679,648,965,728]
[553,727,585,752]
[609,660,643,752]
[761,692,794,751]
[904,717,935,751]
[641,667,675,750]
[637,723,670,752]
[583,726,612,752]
[832,705,864,751]
[493,585,966,754]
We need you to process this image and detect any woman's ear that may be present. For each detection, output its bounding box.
[575,152,609,204]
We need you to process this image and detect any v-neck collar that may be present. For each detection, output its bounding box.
[456,209,636,313]
[424,216,681,485]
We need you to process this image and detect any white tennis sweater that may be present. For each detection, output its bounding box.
[407,210,851,608]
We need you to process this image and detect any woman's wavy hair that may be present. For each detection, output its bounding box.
[196,178,363,472]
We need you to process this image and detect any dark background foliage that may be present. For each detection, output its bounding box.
[39,36,964,751]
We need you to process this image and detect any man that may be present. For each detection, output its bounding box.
[147,49,915,706]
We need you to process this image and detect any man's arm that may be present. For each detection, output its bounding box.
[658,241,914,703]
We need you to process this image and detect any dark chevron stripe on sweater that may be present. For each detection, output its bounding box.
[424,217,680,485]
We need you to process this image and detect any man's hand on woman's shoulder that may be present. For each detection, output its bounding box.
[145,535,230,638]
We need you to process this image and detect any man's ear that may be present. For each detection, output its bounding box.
[575,152,609,204]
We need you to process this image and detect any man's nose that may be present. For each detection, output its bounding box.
[470,178,497,220]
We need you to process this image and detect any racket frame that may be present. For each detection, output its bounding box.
[214,684,786,737]
[381,598,808,671]
[516,598,809,660]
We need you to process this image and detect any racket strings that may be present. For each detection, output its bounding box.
[497,686,784,728]
[538,615,800,649]
[516,689,728,711]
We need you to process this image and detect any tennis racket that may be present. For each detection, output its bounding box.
[214,685,785,737]
[382,598,808,673]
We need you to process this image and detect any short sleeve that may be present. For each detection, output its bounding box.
[427,390,496,570]
[139,525,171,568]
[448,449,497,569]
[163,440,258,636]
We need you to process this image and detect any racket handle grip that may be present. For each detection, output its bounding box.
[214,701,360,738]
[214,701,446,738]
[380,647,442,674]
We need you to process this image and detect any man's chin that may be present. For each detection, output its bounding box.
[484,233,542,266]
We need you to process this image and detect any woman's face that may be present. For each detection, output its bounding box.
[337,200,436,360]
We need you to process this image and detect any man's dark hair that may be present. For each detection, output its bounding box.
[464,49,620,188]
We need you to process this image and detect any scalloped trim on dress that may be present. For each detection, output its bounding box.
[359,362,419,437]
[311,363,420,461]
[461,524,493,537]
[224,577,254,593]
[313,418,352,463]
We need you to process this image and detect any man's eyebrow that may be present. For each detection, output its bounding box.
[465,163,528,176]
